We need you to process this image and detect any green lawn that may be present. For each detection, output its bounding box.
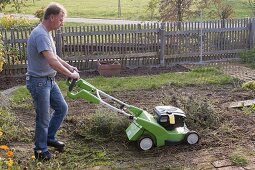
[10,67,236,105]
[2,0,254,21]
[5,0,153,21]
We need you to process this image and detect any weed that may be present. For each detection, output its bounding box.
[241,80,255,90]
[56,141,112,169]
[242,104,255,115]
[0,107,31,143]
[230,154,248,167]
[73,108,129,142]
[169,95,221,131]
[216,122,238,140]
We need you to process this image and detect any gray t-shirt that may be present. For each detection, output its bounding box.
[26,24,57,77]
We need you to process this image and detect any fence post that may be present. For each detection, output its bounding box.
[55,29,63,58]
[159,22,166,66]
[249,19,255,49]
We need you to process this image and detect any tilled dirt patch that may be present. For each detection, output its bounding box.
[65,83,255,169]
[1,64,255,169]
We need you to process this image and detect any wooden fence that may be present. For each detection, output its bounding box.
[1,17,255,76]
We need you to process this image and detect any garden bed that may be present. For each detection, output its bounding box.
[1,64,255,169]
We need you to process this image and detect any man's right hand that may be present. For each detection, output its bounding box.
[70,71,80,80]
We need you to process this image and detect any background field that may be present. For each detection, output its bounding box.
[2,0,254,21]
[5,0,152,20]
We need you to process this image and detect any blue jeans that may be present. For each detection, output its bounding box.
[26,76,68,152]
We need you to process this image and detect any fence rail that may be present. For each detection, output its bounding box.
[1,18,255,76]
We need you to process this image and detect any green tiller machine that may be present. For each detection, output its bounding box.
[67,79,199,151]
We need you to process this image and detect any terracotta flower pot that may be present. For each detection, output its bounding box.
[97,60,121,77]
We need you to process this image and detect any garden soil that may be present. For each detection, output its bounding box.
[1,63,255,170]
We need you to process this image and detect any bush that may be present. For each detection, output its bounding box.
[0,15,33,29]
[184,99,220,130]
[171,95,221,131]
[242,80,255,90]
[34,6,45,22]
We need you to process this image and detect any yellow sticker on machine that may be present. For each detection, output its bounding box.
[169,114,175,124]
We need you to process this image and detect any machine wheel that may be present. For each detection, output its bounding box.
[138,136,154,151]
[185,131,199,145]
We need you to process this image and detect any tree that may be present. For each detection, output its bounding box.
[159,0,192,22]
[0,0,26,12]
[243,0,255,16]
[146,0,159,20]
[12,0,26,13]
[0,0,11,11]
[159,0,209,22]
[208,0,234,20]
[118,0,121,17]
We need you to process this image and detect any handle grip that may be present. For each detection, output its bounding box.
[67,78,77,92]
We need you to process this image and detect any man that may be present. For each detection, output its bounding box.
[26,2,80,161]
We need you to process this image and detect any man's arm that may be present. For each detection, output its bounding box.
[57,56,78,72]
[42,50,80,79]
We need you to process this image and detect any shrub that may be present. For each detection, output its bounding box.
[0,15,33,30]
[34,6,45,22]
[171,95,221,131]
[0,15,16,29]
[241,80,255,90]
